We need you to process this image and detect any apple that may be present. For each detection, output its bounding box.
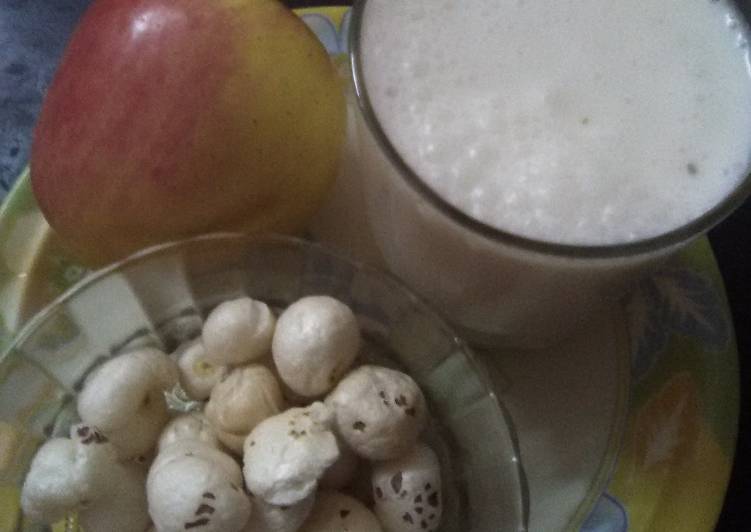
[31,0,345,264]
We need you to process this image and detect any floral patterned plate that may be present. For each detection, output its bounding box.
[0,6,739,532]
[486,239,739,532]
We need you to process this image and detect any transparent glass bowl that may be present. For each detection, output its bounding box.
[0,233,528,532]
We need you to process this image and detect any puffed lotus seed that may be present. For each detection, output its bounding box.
[153,440,243,487]
[205,364,285,454]
[174,339,228,400]
[243,492,315,532]
[78,348,178,431]
[299,491,383,532]
[147,452,250,532]
[77,348,178,459]
[21,424,144,525]
[71,423,150,532]
[68,423,120,496]
[203,297,276,365]
[70,422,150,532]
[105,394,172,460]
[243,402,339,506]
[158,412,220,453]
[24,294,447,531]
[326,365,427,460]
[272,295,360,397]
[371,444,443,532]
[21,438,84,523]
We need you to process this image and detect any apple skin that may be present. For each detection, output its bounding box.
[31,0,345,264]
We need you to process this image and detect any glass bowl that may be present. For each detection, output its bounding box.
[0,233,528,532]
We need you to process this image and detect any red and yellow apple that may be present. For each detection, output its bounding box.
[31,0,345,264]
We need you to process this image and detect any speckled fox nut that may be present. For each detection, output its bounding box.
[371,444,443,532]
[77,348,178,459]
[153,439,243,488]
[68,424,120,495]
[21,438,90,523]
[272,296,360,397]
[147,450,250,532]
[299,491,382,532]
[242,402,339,506]
[205,364,285,454]
[21,424,149,529]
[202,297,276,365]
[71,423,150,532]
[326,365,427,460]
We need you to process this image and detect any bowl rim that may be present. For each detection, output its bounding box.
[1,232,530,531]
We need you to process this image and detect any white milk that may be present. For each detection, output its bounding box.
[360,0,751,245]
[352,0,751,347]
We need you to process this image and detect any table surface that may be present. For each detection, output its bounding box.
[1,1,749,530]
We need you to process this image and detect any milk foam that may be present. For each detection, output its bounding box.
[361,0,751,245]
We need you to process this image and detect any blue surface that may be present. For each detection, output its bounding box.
[0,0,91,199]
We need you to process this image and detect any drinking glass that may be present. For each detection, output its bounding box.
[349,0,751,348]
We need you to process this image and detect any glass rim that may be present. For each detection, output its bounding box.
[0,232,530,530]
[348,0,751,260]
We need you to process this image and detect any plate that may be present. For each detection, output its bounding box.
[0,6,739,532]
